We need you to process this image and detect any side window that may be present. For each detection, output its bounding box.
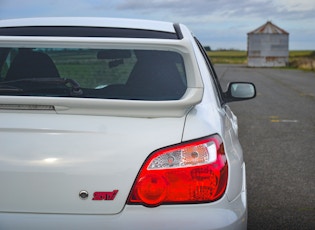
[194,38,224,104]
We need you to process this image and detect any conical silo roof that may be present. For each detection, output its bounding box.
[248,21,289,34]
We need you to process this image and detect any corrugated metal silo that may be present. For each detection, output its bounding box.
[247,21,289,67]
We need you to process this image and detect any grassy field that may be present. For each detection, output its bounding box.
[288,50,315,71]
[207,50,247,64]
[207,50,315,71]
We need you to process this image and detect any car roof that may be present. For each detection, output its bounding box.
[0,17,176,34]
[0,17,183,39]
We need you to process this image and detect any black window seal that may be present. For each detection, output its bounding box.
[173,23,183,39]
[0,26,179,39]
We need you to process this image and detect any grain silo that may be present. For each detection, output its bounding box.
[247,21,289,67]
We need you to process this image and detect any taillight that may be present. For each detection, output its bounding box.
[127,135,228,207]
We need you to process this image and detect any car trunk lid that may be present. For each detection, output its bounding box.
[0,112,186,214]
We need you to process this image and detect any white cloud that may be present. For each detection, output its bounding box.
[274,0,315,11]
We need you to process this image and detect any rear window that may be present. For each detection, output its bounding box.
[0,48,187,100]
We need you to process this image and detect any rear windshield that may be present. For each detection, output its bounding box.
[0,48,187,100]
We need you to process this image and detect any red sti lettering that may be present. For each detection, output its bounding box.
[92,190,118,201]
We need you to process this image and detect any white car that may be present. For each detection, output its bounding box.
[0,17,256,230]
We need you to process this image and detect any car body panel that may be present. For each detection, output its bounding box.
[0,186,247,230]
[0,112,186,214]
[182,34,245,202]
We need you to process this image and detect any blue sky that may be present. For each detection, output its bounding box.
[1,0,314,50]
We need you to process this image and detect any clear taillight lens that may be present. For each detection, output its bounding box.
[127,135,228,207]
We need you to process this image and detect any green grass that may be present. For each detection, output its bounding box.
[207,50,247,64]
[288,51,315,71]
[48,49,136,88]
[207,50,315,71]
[288,50,314,58]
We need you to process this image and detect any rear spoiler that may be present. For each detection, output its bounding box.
[0,88,203,118]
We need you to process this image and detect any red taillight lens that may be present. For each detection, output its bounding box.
[127,135,228,207]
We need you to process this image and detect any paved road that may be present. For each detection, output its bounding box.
[215,64,315,229]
